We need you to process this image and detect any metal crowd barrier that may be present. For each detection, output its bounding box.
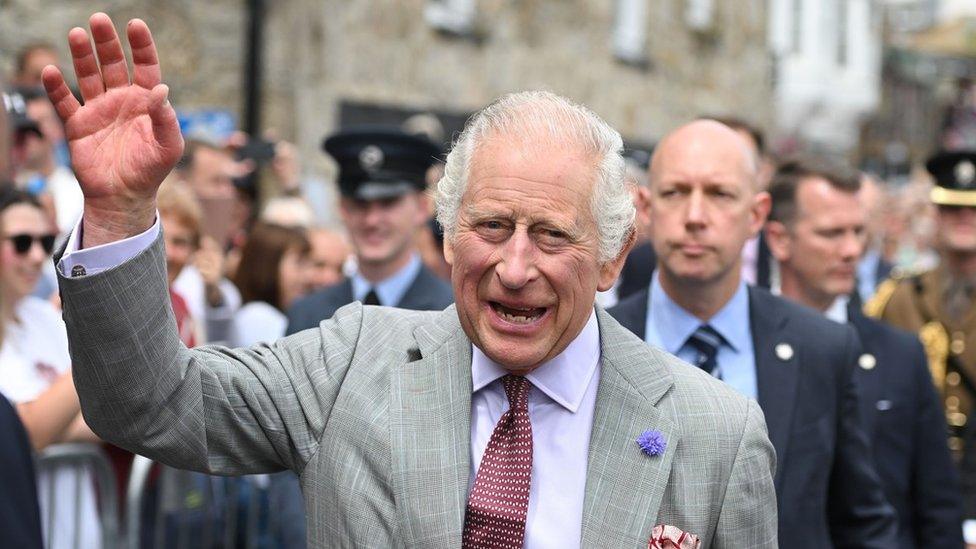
[126,457,277,549]
[35,442,121,549]
[37,444,289,549]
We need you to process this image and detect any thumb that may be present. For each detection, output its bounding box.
[148,84,184,159]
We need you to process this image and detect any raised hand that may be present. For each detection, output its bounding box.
[42,13,183,247]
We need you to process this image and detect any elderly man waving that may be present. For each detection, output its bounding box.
[45,13,776,548]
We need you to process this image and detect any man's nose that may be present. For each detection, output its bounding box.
[684,190,706,228]
[496,230,539,289]
[841,232,864,260]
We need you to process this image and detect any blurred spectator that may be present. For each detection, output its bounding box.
[306,227,349,290]
[230,222,310,347]
[0,187,100,549]
[261,195,315,228]
[0,78,44,549]
[10,86,81,235]
[11,42,60,88]
[856,173,895,304]
[158,180,241,344]
[175,138,252,246]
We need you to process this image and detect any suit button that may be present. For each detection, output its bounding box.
[947,372,961,387]
[951,332,966,355]
[948,412,967,427]
[949,436,963,452]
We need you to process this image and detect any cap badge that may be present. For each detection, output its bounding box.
[359,145,384,173]
[955,160,976,188]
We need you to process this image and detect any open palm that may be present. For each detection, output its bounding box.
[43,13,183,207]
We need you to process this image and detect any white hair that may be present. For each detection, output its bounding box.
[434,90,635,263]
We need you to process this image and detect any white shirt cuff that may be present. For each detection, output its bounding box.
[964,519,976,544]
[57,215,160,278]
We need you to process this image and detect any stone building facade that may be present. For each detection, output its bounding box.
[0,0,772,187]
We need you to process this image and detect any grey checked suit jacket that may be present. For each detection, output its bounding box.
[59,236,778,547]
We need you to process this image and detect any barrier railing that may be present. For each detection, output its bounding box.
[36,445,293,549]
[36,442,120,549]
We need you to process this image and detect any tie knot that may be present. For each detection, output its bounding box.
[502,375,531,410]
[687,324,723,353]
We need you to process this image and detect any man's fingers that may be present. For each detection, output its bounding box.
[41,65,81,122]
[128,19,161,90]
[68,26,105,102]
[148,84,184,158]
[89,12,130,89]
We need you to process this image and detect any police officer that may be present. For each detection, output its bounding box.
[286,127,454,334]
[869,150,976,543]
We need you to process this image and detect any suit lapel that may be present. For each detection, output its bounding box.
[581,309,678,545]
[390,306,472,546]
[749,288,799,490]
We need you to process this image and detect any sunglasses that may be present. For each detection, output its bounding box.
[7,233,56,255]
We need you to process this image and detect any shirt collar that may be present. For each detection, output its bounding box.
[471,309,600,413]
[351,253,422,306]
[649,271,750,353]
[825,295,850,324]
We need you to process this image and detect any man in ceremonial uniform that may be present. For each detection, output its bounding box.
[286,127,453,335]
[869,149,976,542]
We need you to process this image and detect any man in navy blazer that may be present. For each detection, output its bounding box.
[763,157,962,546]
[609,120,897,547]
[287,127,453,336]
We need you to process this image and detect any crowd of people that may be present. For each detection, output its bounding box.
[1,10,976,548]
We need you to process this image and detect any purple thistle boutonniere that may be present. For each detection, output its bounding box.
[637,430,667,457]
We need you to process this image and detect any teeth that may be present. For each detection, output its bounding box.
[496,307,541,324]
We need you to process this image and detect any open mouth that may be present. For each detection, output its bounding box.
[490,301,547,324]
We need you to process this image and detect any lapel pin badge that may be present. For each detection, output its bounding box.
[858,353,876,371]
[637,429,667,457]
[775,343,793,361]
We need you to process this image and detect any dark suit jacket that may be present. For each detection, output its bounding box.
[617,242,656,301]
[0,394,43,549]
[609,286,898,548]
[848,307,963,547]
[286,264,454,335]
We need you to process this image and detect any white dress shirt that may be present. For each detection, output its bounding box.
[60,216,605,547]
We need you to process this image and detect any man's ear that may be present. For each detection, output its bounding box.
[635,185,652,229]
[415,192,432,226]
[764,220,791,263]
[443,233,455,266]
[750,191,772,236]
[598,228,637,292]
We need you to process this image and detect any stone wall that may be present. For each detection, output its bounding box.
[1,0,772,183]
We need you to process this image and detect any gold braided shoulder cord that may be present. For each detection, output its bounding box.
[919,321,950,393]
[863,278,899,319]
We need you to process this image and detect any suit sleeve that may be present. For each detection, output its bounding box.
[712,398,778,548]
[908,337,965,545]
[58,234,358,476]
[827,326,899,548]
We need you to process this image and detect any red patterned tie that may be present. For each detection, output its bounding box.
[463,375,534,549]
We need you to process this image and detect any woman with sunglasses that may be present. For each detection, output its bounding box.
[0,187,102,549]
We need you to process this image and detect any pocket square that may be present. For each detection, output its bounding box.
[648,524,701,549]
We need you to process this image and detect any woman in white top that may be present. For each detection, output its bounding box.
[230,222,311,346]
[0,188,101,549]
